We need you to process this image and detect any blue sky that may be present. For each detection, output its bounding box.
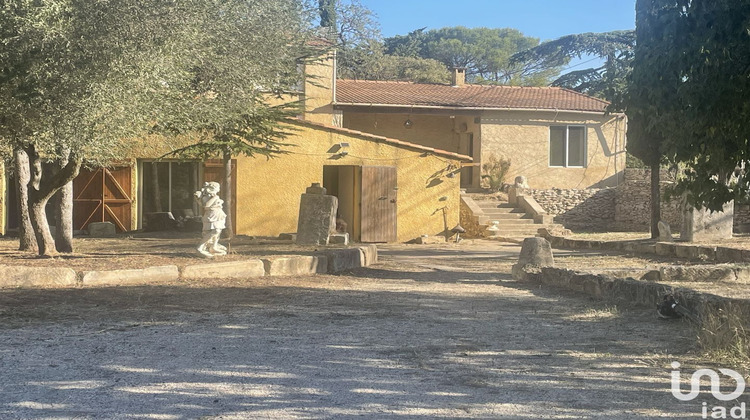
[358,0,636,72]
[360,0,636,40]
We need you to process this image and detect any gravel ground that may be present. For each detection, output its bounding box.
[0,241,741,419]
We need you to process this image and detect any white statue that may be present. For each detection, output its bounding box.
[194,181,227,258]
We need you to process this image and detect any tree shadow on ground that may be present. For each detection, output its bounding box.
[0,276,707,419]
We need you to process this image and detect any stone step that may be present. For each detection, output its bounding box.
[478,207,522,215]
[487,219,536,225]
[481,212,528,219]
[475,202,515,209]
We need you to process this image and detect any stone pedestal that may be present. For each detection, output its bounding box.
[512,237,554,280]
[296,183,338,245]
[681,201,734,242]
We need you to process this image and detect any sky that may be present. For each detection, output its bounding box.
[359,0,636,40]
[358,0,636,72]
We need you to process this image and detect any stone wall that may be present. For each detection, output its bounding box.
[613,168,683,232]
[530,188,615,231]
[528,168,749,233]
[735,203,750,234]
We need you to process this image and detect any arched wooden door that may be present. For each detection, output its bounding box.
[73,166,133,232]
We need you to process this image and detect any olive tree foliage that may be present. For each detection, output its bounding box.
[0,0,315,255]
[0,0,179,255]
[385,27,568,86]
[510,31,635,102]
[156,0,316,239]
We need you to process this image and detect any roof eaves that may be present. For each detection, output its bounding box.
[287,118,473,162]
[332,102,611,115]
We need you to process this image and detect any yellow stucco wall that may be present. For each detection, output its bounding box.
[343,112,459,152]
[480,111,626,189]
[234,122,463,242]
[303,53,337,126]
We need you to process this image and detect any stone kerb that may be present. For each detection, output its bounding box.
[0,245,380,289]
[81,265,180,286]
[262,256,327,276]
[182,260,266,280]
[0,265,77,288]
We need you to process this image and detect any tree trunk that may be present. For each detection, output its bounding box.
[222,149,234,239]
[650,161,661,239]
[24,145,82,257]
[29,198,57,257]
[53,180,74,253]
[51,148,75,253]
[13,148,38,252]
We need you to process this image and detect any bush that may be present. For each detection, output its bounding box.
[481,155,511,191]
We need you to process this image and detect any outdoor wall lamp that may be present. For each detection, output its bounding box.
[404,118,413,129]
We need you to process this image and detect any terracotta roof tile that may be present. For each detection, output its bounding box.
[288,119,472,162]
[335,80,610,113]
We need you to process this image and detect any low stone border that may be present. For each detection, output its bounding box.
[588,264,750,283]
[0,245,378,289]
[519,266,750,328]
[539,231,750,263]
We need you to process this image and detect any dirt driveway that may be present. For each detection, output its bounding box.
[0,241,718,419]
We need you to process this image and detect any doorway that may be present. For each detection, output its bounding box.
[323,165,397,243]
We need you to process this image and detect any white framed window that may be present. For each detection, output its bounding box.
[549,125,586,167]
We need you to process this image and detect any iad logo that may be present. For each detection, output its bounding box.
[671,361,747,419]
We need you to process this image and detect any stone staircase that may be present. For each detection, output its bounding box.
[462,193,561,240]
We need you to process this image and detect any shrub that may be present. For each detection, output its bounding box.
[481,155,511,191]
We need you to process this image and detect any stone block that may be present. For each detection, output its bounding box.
[262,256,327,276]
[182,260,266,280]
[82,265,179,286]
[673,244,693,259]
[329,233,349,245]
[635,243,656,254]
[0,265,77,288]
[690,246,716,261]
[326,248,365,273]
[358,245,378,266]
[278,233,296,241]
[681,201,734,242]
[716,247,745,263]
[655,242,677,257]
[512,237,554,280]
[87,221,116,237]
[659,265,735,282]
[657,220,673,242]
[295,188,338,246]
[412,235,446,244]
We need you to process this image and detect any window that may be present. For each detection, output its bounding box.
[549,126,586,167]
[140,161,199,216]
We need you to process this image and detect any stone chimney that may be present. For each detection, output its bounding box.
[451,67,466,87]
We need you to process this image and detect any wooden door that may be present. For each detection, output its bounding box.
[360,166,397,243]
[73,166,133,232]
[202,160,237,232]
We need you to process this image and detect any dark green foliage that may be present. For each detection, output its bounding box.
[384,26,566,86]
[628,0,750,211]
[511,31,635,101]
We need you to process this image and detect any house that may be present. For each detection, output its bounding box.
[331,69,627,190]
[1,53,470,243]
[1,53,624,242]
